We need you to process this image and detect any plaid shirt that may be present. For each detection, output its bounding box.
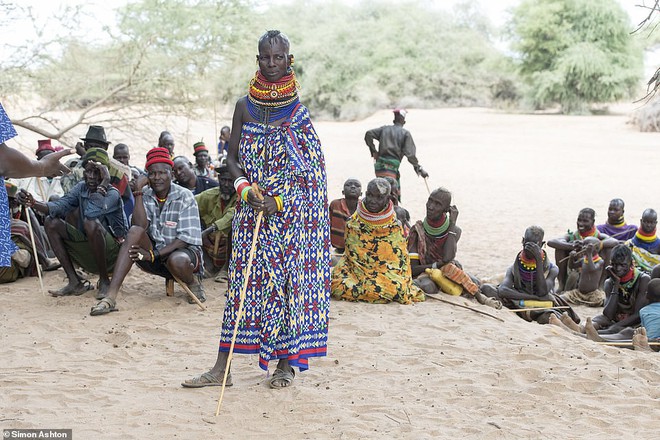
[142,183,202,253]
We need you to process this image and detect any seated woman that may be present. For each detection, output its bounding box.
[331,178,424,304]
[408,187,499,308]
[481,225,579,324]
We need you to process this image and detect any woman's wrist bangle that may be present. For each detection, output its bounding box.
[241,186,251,202]
[233,176,248,192]
[273,195,283,212]
[149,250,155,263]
[236,181,250,198]
[153,249,160,262]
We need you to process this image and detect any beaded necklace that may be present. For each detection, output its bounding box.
[157,195,167,204]
[635,227,657,243]
[583,253,602,264]
[356,200,394,226]
[610,217,626,228]
[518,250,545,271]
[423,214,449,237]
[247,70,300,124]
[579,226,598,239]
[619,267,640,299]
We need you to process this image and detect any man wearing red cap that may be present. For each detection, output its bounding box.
[364,108,429,200]
[90,147,205,315]
[192,141,215,178]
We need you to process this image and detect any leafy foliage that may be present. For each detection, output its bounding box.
[509,0,643,113]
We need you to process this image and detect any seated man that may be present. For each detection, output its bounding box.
[331,178,424,304]
[60,125,134,220]
[591,244,650,333]
[329,178,361,254]
[90,147,205,315]
[194,165,236,282]
[408,187,498,308]
[17,148,128,298]
[383,176,411,236]
[596,198,637,241]
[192,141,215,178]
[629,209,660,274]
[560,236,606,307]
[172,156,218,195]
[481,226,579,324]
[548,207,617,291]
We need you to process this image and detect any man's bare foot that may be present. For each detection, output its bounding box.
[49,280,91,297]
[584,317,605,342]
[96,278,111,300]
[632,327,653,352]
[549,314,587,337]
[474,291,502,309]
[560,312,583,333]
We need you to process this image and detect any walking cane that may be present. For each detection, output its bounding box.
[424,177,431,195]
[23,206,45,296]
[215,183,264,416]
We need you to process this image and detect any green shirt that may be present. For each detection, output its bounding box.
[194,188,236,234]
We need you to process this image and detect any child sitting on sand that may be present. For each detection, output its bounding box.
[560,237,605,307]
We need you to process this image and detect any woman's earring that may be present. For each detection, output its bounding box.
[290,55,295,66]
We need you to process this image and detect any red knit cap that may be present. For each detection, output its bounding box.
[145,147,174,169]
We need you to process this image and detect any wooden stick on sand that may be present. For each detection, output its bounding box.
[24,207,45,296]
[426,293,504,322]
[171,275,207,311]
[596,341,660,346]
[215,184,264,416]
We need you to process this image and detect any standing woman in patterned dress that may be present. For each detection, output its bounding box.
[183,30,331,389]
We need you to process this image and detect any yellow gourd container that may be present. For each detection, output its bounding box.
[518,300,553,308]
[426,268,462,296]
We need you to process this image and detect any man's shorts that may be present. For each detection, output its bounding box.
[64,223,120,274]
[136,246,202,279]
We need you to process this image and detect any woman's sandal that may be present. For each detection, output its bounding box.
[181,371,232,388]
[269,367,295,389]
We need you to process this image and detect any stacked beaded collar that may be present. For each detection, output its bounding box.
[584,253,602,264]
[635,227,657,243]
[619,266,640,294]
[609,217,626,228]
[423,214,450,238]
[518,249,546,271]
[247,69,300,124]
[356,200,395,226]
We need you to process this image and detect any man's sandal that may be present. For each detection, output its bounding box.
[269,367,295,389]
[181,372,232,388]
[90,297,118,316]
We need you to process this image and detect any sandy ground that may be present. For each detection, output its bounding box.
[1,106,659,439]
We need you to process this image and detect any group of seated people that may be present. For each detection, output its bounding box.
[3,125,236,316]
[329,181,659,351]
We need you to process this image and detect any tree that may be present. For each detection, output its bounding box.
[2,0,257,146]
[509,0,643,113]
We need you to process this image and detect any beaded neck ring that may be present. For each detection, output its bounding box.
[247,69,300,125]
[635,227,657,243]
[519,249,545,271]
[157,195,167,204]
[579,226,598,239]
[423,214,450,237]
[610,217,626,228]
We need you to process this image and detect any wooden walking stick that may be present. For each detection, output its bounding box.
[213,230,221,257]
[23,206,45,297]
[426,293,504,322]
[424,177,431,195]
[171,275,207,311]
[215,183,264,416]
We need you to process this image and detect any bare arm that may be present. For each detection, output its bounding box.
[547,234,580,251]
[131,175,150,228]
[0,143,72,178]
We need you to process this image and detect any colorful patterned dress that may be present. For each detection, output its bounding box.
[0,103,19,267]
[219,103,330,372]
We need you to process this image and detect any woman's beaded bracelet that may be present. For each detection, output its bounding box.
[233,176,248,192]
[240,185,251,202]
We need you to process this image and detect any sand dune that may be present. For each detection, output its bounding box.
[1,106,659,439]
